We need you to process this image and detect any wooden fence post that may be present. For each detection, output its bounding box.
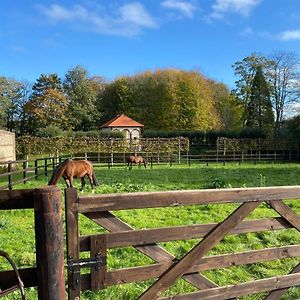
[8,162,12,190]
[35,160,38,179]
[34,186,66,300]
[23,161,27,184]
[44,158,47,176]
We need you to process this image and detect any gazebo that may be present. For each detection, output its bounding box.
[100,114,144,140]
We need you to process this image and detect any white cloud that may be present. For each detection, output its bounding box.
[38,2,158,37]
[239,26,254,36]
[278,30,300,41]
[120,3,157,28]
[161,0,197,18]
[211,0,261,19]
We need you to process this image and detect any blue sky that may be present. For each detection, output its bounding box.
[1,0,300,88]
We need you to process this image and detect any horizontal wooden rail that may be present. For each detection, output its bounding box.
[160,272,300,300]
[0,267,37,290]
[78,186,300,212]
[79,217,292,250]
[80,244,300,290]
[0,189,35,209]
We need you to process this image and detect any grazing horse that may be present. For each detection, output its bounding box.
[127,155,147,169]
[48,159,98,193]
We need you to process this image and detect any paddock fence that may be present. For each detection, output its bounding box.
[65,186,300,300]
[0,186,65,299]
[1,149,299,190]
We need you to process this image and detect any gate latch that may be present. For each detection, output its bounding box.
[67,254,107,290]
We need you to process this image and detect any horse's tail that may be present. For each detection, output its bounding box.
[48,161,68,185]
[92,172,99,186]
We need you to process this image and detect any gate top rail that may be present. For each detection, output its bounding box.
[0,189,35,210]
[78,186,300,212]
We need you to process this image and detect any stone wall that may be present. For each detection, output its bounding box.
[0,130,16,162]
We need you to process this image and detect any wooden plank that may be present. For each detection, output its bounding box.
[268,200,300,231]
[264,263,300,300]
[0,267,37,289]
[0,189,34,209]
[79,217,291,250]
[81,244,300,288]
[83,211,218,291]
[159,273,300,300]
[138,201,260,300]
[90,235,107,291]
[78,186,300,212]
[65,187,81,300]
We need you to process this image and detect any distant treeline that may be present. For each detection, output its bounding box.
[1,51,300,148]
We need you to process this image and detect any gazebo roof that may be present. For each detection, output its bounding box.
[100,114,144,128]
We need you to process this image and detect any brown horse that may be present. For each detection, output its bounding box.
[48,159,98,193]
[126,155,147,169]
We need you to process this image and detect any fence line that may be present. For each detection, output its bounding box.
[1,149,299,190]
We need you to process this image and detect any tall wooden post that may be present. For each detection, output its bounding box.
[34,186,66,300]
[65,188,80,300]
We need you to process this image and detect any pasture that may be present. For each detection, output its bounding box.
[1,162,300,299]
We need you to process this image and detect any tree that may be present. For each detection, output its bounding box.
[100,69,220,131]
[268,51,300,137]
[208,80,243,131]
[0,76,24,131]
[246,66,274,133]
[64,66,102,131]
[25,74,68,133]
[232,53,273,128]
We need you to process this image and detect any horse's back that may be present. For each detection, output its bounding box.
[135,156,145,163]
[127,155,135,163]
[65,160,93,177]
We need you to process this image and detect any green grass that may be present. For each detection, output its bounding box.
[1,162,300,299]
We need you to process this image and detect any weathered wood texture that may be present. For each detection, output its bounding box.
[34,186,66,300]
[65,188,81,300]
[78,186,300,212]
[79,217,292,250]
[65,186,300,300]
[0,187,66,300]
[159,273,300,300]
[0,189,34,209]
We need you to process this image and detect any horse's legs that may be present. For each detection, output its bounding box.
[144,161,147,168]
[69,177,73,188]
[63,176,70,188]
[87,174,94,193]
[81,177,86,193]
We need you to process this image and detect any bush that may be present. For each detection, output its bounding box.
[35,125,66,137]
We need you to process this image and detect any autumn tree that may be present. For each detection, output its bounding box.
[25,74,68,133]
[208,80,243,131]
[64,66,102,131]
[100,69,220,131]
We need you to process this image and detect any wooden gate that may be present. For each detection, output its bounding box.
[65,186,300,299]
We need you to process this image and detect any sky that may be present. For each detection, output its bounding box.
[1,0,300,89]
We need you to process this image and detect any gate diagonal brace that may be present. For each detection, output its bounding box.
[67,254,107,290]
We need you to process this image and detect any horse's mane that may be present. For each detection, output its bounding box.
[48,159,70,185]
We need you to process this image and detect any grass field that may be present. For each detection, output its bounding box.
[1,162,300,299]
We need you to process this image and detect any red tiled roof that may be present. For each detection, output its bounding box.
[100,114,144,128]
